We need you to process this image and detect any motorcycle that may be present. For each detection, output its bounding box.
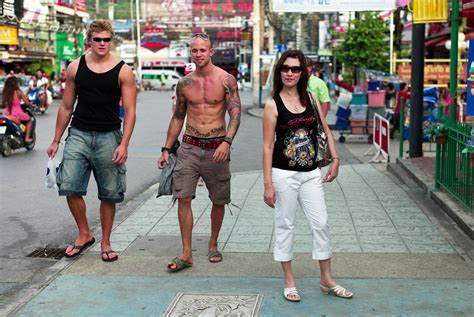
[27,88,51,114]
[0,106,36,157]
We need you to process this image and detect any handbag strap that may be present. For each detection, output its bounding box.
[308,92,322,124]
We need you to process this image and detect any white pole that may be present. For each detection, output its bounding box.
[389,12,394,75]
[135,0,142,81]
[252,0,261,108]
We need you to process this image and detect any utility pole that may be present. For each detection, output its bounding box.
[252,0,261,108]
[409,23,425,158]
[135,0,142,82]
[74,0,80,58]
[108,0,114,21]
[96,0,100,19]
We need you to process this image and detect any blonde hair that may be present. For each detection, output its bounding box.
[87,20,115,39]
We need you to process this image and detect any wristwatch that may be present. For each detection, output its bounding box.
[161,147,171,153]
[223,136,233,145]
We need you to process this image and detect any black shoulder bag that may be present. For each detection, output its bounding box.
[308,93,332,168]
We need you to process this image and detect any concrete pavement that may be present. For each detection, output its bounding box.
[13,163,474,316]
[10,101,474,316]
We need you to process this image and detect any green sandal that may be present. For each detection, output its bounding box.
[167,257,193,272]
[207,250,223,263]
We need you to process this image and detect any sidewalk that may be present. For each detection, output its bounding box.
[11,103,474,316]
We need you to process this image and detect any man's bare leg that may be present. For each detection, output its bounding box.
[168,198,194,269]
[208,203,224,262]
[65,196,93,256]
[100,201,118,261]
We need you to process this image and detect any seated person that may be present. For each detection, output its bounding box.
[2,77,34,142]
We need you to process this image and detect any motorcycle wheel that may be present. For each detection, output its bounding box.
[1,137,12,157]
[26,132,36,151]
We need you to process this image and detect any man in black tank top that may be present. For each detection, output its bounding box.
[47,20,137,262]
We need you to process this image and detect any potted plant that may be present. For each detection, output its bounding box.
[423,120,447,144]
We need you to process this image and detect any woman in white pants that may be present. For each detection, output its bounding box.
[262,50,353,302]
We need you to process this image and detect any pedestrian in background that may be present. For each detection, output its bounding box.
[306,57,331,117]
[262,50,352,302]
[47,20,137,262]
[1,76,34,143]
[391,82,410,139]
[158,33,241,272]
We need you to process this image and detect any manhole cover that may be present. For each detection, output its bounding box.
[27,247,66,260]
[164,293,263,317]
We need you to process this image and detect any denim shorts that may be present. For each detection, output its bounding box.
[57,127,127,203]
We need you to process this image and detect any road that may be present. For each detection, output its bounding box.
[0,90,265,309]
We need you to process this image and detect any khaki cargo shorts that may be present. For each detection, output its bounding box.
[172,142,231,205]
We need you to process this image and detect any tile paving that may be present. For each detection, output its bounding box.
[92,164,456,255]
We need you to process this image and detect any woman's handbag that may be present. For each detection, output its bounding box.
[308,93,332,168]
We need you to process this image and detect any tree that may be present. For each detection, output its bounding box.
[334,12,389,72]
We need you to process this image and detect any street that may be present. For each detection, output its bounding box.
[0,90,264,309]
[1,90,473,316]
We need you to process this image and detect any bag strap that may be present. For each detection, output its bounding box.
[308,92,322,124]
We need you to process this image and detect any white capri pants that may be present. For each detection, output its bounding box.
[272,167,332,261]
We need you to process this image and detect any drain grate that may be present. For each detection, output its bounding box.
[27,247,66,260]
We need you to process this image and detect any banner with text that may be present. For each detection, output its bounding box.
[467,39,474,120]
[272,0,396,12]
[397,64,468,85]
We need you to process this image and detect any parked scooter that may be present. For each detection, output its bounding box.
[0,106,36,157]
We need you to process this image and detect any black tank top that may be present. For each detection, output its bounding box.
[71,55,125,131]
[272,93,319,172]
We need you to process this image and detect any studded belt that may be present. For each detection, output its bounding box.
[182,134,224,149]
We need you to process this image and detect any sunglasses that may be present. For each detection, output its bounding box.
[281,65,303,74]
[92,37,112,43]
[191,33,210,40]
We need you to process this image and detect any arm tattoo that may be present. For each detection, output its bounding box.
[174,77,192,120]
[223,74,241,138]
[186,124,225,138]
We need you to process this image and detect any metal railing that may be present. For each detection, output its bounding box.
[435,120,473,212]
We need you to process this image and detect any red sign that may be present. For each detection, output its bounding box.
[192,0,253,16]
[57,0,86,12]
[380,118,389,156]
[374,115,381,148]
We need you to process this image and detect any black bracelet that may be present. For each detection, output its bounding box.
[223,136,233,145]
[161,147,170,153]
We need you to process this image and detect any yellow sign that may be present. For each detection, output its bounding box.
[0,26,18,45]
[408,0,448,24]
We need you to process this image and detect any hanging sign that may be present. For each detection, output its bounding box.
[272,0,396,12]
[467,39,474,123]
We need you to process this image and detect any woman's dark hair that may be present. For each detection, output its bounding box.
[1,76,19,113]
[272,50,309,107]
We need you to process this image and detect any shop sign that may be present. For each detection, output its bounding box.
[18,38,49,53]
[56,0,86,11]
[467,39,473,119]
[56,32,84,60]
[193,0,253,16]
[272,0,395,12]
[462,0,474,17]
[169,43,188,59]
[0,26,18,45]
[0,0,14,16]
[397,64,467,84]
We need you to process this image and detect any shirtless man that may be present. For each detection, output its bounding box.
[158,33,241,271]
[47,20,137,262]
